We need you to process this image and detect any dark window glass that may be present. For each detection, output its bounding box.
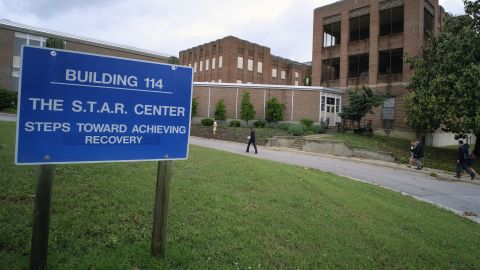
[378,48,403,75]
[12,76,19,92]
[327,97,335,105]
[379,6,404,36]
[350,14,370,42]
[349,17,360,42]
[424,8,434,39]
[348,54,369,78]
[322,58,340,80]
[321,96,326,111]
[323,21,341,47]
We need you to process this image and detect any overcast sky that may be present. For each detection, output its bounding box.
[0,0,466,62]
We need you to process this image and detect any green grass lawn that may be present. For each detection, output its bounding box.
[1,121,480,269]
[324,132,479,173]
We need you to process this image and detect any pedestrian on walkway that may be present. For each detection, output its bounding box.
[246,127,258,154]
[456,140,475,180]
[413,139,424,170]
[408,140,416,168]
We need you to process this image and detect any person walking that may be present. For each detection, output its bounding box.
[246,127,258,154]
[412,139,424,170]
[407,140,416,168]
[456,140,475,180]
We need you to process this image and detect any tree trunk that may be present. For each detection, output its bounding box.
[474,133,480,156]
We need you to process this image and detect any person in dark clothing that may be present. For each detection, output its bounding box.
[412,140,424,170]
[246,128,258,154]
[456,140,475,180]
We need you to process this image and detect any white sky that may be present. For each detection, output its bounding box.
[0,0,466,62]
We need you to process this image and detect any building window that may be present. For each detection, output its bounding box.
[237,56,243,69]
[281,71,286,80]
[348,53,369,78]
[350,14,370,42]
[424,8,434,39]
[206,59,209,71]
[236,80,242,84]
[212,57,216,69]
[218,79,222,83]
[12,33,47,91]
[336,98,340,113]
[380,5,404,36]
[247,81,252,84]
[322,58,340,81]
[247,59,253,71]
[200,60,203,71]
[295,80,299,86]
[194,62,197,72]
[382,97,395,120]
[295,72,299,78]
[219,56,223,68]
[321,96,326,111]
[378,48,403,75]
[272,68,277,78]
[257,61,263,73]
[323,21,341,47]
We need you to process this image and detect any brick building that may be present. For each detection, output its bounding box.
[0,19,171,92]
[312,0,445,138]
[179,36,310,86]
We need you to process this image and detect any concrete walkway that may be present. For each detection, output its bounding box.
[0,112,16,122]
[190,136,480,224]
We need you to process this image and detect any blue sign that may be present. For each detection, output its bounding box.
[16,46,193,164]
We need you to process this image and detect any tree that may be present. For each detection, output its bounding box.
[191,97,198,118]
[214,99,227,121]
[265,96,285,124]
[303,66,312,86]
[240,91,255,124]
[339,86,385,128]
[168,56,180,65]
[405,2,480,154]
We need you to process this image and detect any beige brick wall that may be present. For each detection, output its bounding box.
[180,36,309,86]
[0,28,14,90]
[192,84,341,124]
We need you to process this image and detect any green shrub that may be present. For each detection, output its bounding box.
[201,118,214,126]
[311,124,326,134]
[254,120,266,128]
[214,99,227,121]
[0,89,17,110]
[229,120,241,127]
[278,123,292,131]
[300,118,314,129]
[287,124,305,136]
[191,97,198,118]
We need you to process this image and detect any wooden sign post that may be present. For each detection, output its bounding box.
[29,165,54,270]
[151,160,173,257]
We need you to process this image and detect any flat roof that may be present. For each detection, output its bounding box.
[193,82,343,95]
[0,19,172,60]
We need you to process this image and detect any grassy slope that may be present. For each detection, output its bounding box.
[325,132,479,172]
[1,121,480,269]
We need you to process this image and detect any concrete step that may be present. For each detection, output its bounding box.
[289,138,305,150]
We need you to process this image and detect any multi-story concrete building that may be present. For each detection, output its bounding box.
[0,19,171,92]
[179,36,310,86]
[312,0,445,138]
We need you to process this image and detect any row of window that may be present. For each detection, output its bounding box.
[236,57,301,80]
[237,56,263,73]
[323,5,409,47]
[191,56,224,73]
[322,48,403,81]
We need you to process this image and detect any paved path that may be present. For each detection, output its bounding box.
[0,112,16,122]
[190,137,480,223]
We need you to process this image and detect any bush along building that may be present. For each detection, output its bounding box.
[311,0,456,145]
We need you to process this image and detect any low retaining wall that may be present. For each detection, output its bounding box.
[266,136,298,147]
[267,137,395,162]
